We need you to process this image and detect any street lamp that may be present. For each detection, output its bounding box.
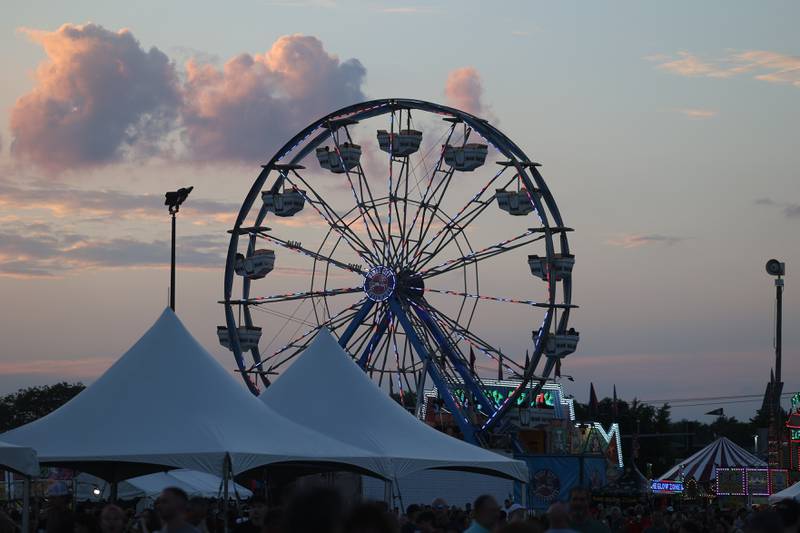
[765,258,785,467]
[164,186,193,311]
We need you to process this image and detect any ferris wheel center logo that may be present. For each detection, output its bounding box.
[364,266,396,302]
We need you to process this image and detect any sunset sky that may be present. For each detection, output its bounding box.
[0,1,798,421]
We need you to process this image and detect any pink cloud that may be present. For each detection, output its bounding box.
[445,67,489,116]
[0,357,113,378]
[607,233,684,248]
[648,49,800,87]
[181,34,366,162]
[678,108,717,119]
[10,23,181,172]
[9,25,366,171]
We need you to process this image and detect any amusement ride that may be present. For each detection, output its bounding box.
[219,98,579,450]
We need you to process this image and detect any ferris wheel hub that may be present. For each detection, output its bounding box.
[363,266,396,302]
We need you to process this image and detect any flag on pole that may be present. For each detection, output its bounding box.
[555,358,562,378]
[524,350,530,370]
[498,352,503,380]
[589,383,599,419]
[612,384,619,420]
[705,408,724,416]
[469,346,476,374]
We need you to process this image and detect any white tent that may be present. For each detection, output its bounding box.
[769,481,800,504]
[76,469,253,501]
[260,330,528,482]
[0,441,38,476]
[1,308,383,481]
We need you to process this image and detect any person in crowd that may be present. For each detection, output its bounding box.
[415,510,436,533]
[155,487,199,533]
[44,482,75,533]
[343,501,400,533]
[400,504,421,533]
[743,509,782,533]
[464,494,500,533]
[568,488,609,533]
[642,511,667,533]
[281,487,344,533]
[185,498,210,533]
[506,504,527,523]
[773,498,800,531]
[99,505,126,533]
[233,498,266,533]
[545,502,578,533]
[497,523,543,533]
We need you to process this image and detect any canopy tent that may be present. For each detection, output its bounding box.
[769,481,800,504]
[0,441,38,476]
[659,437,765,483]
[260,330,528,482]
[1,308,383,481]
[76,469,252,501]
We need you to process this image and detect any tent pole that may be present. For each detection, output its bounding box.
[22,476,30,533]
[223,456,230,533]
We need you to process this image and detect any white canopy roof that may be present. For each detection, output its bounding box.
[1,308,383,481]
[77,469,252,501]
[769,481,800,504]
[0,440,39,476]
[260,330,528,482]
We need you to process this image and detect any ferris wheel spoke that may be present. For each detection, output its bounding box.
[328,128,389,261]
[227,286,363,306]
[283,171,378,264]
[401,123,458,259]
[425,288,575,310]
[256,230,365,275]
[251,298,366,372]
[420,300,526,376]
[408,167,513,269]
[419,231,545,280]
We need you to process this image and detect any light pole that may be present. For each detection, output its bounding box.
[164,186,193,311]
[766,258,785,467]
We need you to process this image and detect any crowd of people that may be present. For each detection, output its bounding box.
[4,485,799,533]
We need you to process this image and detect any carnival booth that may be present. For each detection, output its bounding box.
[658,437,788,503]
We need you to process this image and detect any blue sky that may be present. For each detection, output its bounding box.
[0,1,798,421]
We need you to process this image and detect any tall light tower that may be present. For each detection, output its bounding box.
[766,258,786,466]
[164,186,193,311]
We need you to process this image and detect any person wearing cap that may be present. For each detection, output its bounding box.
[507,503,527,523]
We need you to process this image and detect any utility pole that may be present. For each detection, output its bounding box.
[164,187,193,311]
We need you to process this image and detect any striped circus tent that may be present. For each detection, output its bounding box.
[659,436,765,483]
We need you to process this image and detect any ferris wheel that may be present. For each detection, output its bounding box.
[219,99,578,446]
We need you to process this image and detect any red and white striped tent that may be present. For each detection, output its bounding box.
[659,436,765,483]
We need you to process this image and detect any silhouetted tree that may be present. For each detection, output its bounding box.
[0,382,85,431]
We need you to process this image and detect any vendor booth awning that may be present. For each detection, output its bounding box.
[0,441,39,476]
[659,436,765,483]
[76,469,253,501]
[1,308,384,481]
[260,329,528,482]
